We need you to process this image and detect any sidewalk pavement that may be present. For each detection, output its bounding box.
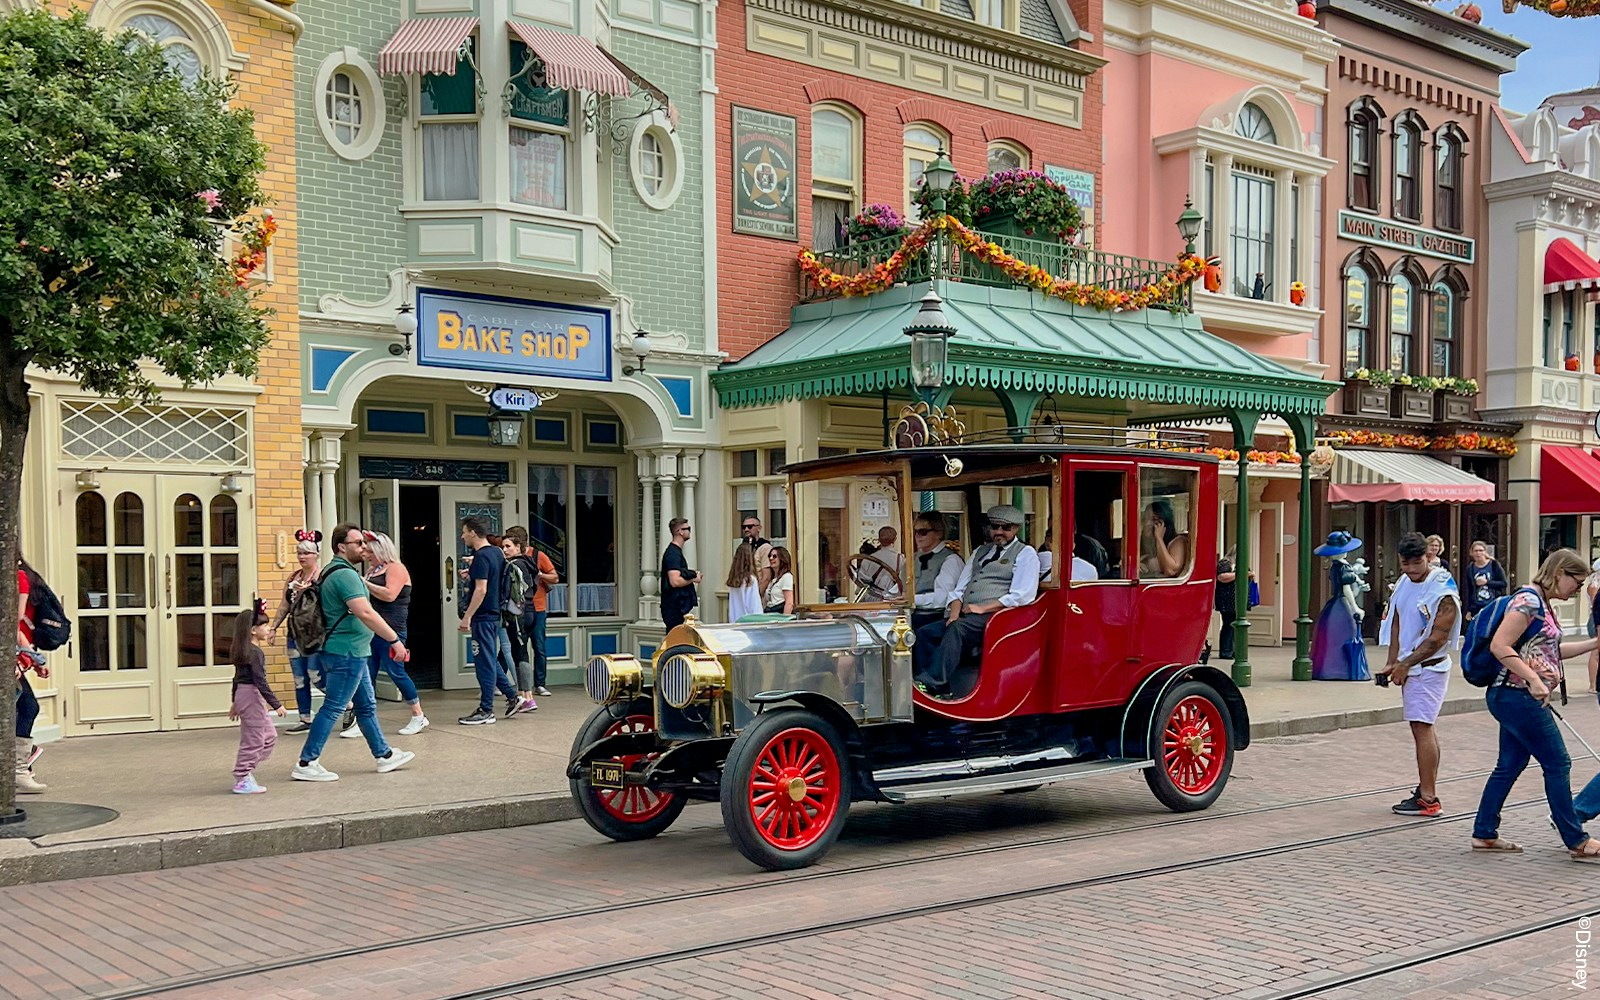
[0,644,1508,885]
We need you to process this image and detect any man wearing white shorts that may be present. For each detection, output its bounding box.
[1381,532,1462,817]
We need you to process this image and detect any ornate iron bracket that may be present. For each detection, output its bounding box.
[583,88,675,157]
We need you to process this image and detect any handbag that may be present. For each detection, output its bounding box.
[1247,579,1260,609]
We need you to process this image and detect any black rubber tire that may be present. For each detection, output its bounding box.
[1142,680,1235,812]
[570,701,686,842]
[720,709,852,871]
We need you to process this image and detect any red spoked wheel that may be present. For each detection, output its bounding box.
[570,702,686,842]
[721,709,852,870]
[1144,680,1234,812]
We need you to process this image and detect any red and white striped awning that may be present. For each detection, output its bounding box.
[506,21,630,96]
[378,16,478,77]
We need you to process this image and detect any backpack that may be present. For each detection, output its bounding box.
[503,557,533,613]
[22,567,71,652]
[1461,585,1545,687]
[285,563,360,654]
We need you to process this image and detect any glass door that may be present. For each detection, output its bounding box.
[439,488,503,690]
[69,478,159,733]
[159,479,252,729]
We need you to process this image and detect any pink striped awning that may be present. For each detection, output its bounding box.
[506,21,630,96]
[378,16,478,77]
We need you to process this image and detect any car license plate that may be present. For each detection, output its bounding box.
[590,761,625,790]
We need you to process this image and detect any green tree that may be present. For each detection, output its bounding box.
[0,10,272,817]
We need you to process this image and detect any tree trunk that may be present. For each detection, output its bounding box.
[0,333,33,818]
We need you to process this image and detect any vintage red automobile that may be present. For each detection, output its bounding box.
[567,432,1248,870]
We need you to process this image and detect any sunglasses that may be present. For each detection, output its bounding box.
[743,524,759,530]
[914,528,938,536]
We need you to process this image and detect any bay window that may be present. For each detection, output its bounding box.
[1230,167,1275,298]
[508,40,570,210]
[419,44,480,202]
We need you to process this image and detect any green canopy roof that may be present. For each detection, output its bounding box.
[711,281,1336,417]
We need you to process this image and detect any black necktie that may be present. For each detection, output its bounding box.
[980,543,1004,568]
[919,553,933,571]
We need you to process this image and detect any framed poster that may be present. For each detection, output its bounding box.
[732,106,798,240]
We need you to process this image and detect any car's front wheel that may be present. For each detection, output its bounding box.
[570,701,685,842]
[1143,680,1234,811]
[720,709,851,870]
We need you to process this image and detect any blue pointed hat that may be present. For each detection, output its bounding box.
[1313,531,1362,557]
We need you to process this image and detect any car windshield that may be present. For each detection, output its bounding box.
[788,466,910,608]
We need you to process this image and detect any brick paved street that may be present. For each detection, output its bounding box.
[4,708,1600,1000]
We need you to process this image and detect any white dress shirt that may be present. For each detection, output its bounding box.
[913,544,965,610]
[950,540,1041,608]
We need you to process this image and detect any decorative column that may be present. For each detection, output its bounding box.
[679,450,701,567]
[1213,153,1235,291]
[1296,177,1317,309]
[303,431,321,540]
[1289,415,1316,681]
[656,449,680,553]
[1228,410,1259,688]
[309,430,343,557]
[1274,168,1295,304]
[636,450,659,622]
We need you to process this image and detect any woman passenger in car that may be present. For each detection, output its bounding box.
[1140,499,1190,578]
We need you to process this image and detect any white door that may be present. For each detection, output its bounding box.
[159,479,254,727]
[440,487,505,690]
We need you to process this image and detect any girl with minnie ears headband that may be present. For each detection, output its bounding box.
[270,530,326,732]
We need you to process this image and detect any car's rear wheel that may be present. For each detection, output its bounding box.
[720,709,851,871]
[1143,680,1234,812]
[571,701,685,841]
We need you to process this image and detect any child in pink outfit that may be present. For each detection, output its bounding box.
[230,601,284,793]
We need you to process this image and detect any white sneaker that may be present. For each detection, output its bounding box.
[398,715,429,736]
[15,768,45,793]
[339,722,361,739]
[376,749,415,774]
[291,760,339,782]
[535,687,552,698]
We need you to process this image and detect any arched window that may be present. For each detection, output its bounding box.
[123,13,205,85]
[1430,281,1457,377]
[904,123,950,223]
[1348,102,1381,211]
[1434,127,1464,232]
[810,105,860,250]
[1393,116,1423,222]
[1389,273,1414,372]
[986,140,1028,174]
[1235,103,1278,145]
[1344,264,1372,372]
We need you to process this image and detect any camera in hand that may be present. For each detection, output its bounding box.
[1374,671,1390,688]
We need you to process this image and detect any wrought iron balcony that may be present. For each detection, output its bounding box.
[799,228,1194,313]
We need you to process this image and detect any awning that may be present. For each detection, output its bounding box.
[1328,450,1495,503]
[378,16,478,76]
[1544,237,1600,293]
[1540,445,1600,514]
[507,21,630,97]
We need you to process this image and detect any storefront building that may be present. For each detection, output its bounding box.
[295,0,715,683]
[1481,102,1600,625]
[1102,0,1337,648]
[11,0,304,737]
[1314,0,1524,627]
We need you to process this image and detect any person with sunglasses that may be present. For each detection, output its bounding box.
[741,517,774,596]
[910,513,962,631]
[661,517,699,630]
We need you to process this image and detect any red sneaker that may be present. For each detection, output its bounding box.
[1393,789,1442,817]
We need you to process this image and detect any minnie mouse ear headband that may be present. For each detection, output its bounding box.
[295,529,323,544]
[252,596,269,622]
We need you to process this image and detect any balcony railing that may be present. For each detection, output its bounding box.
[800,229,1193,312]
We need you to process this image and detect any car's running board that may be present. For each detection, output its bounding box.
[876,758,1152,802]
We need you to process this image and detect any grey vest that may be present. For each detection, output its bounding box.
[914,546,958,595]
[964,539,1023,604]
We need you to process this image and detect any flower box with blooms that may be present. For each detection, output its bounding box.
[969,170,1082,243]
[911,174,973,226]
[1342,369,1393,418]
[1392,380,1435,423]
[846,203,910,244]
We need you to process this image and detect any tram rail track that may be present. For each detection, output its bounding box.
[431,796,1548,1000]
[98,767,1509,1000]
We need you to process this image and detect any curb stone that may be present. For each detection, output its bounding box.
[1,700,1488,886]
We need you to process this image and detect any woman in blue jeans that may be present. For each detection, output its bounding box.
[355,533,428,736]
[1471,549,1600,861]
[269,537,326,732]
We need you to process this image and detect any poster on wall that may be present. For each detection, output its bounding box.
[1044,164,1095,245]
[732,106,798,240]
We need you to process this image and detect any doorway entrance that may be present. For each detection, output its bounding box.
[397,485,443,690]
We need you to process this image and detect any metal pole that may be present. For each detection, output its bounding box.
[1230,411,1259,687]
[1293,449,1314,681]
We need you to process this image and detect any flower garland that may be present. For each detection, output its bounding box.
[1152,445,1302,466]
[797,215,1206,313]
[1328,429,1516,457]
[231,211,277,286]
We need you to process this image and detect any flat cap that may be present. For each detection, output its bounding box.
[986,504,1024,526]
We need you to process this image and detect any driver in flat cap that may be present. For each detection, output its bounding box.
[912,504,1039,699]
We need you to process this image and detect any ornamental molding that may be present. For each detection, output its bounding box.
[1475,405,1582,429]
[1102,30,1329,100]
[745,0,1104,91]
[1103,0,1338,64]
[1319,0,1527,73]
[1485,172,1600,210]
[1154,125,1334,176]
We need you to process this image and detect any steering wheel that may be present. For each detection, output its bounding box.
[847,553,904,602]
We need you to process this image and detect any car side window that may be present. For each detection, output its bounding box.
[1069,470,1124,583]
[1138,467,1197,580]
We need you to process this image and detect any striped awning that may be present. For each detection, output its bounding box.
[507,21,630,96]
[1327,450,1495,504]
[378,16,478,77]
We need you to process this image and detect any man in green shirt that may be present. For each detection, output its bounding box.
[292,522,415,782]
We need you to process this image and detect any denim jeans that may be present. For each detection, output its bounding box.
[369,629,419,705]
[496,618,522,690]
[299,652,391,764]
[524,608,548,688]
[15,673,38,740]
[471,616,518,713]
[289,644,326,719]
[1473,685,1591,849]
[1577,768,1600,824]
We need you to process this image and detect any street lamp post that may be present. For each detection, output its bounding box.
[923,145,956,215]
[903,288,955,407]
[1176,196,1204,257]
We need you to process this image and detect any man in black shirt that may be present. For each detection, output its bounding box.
[661,517,698,630]
[742,516,773,594]
[458,517,519,725]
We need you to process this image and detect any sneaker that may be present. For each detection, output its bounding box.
[290,760,339,782]
[232,774,267,794]
[508,697,538,715]
[376,749,415,774]
[340,709,355,732]
[287,719,312,734]
[14,769,45,793]
[535,687,552,698]
[339,722,362,739]
[398,715,429,736]
[24,744,42,768]
[1392,789,1442,817]
[459,709,497,726]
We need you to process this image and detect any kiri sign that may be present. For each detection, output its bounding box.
[416,290,612,382]
[1337,211,1475,264]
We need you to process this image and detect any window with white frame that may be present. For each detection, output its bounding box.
[1230,166,1275,298]
[905,123,949,223]
[527,463,619,617]
[731,448,790,548]
[974,0,1018,30]
[419,41,480,201]
[122,13,206,85]
[314,49,385,161]
[987,141,1028,174]
[811,105,861,250]
[508,40,570,210]
[1234,103,1277,144]
[639,131,664,196]
[628,114,682,211]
